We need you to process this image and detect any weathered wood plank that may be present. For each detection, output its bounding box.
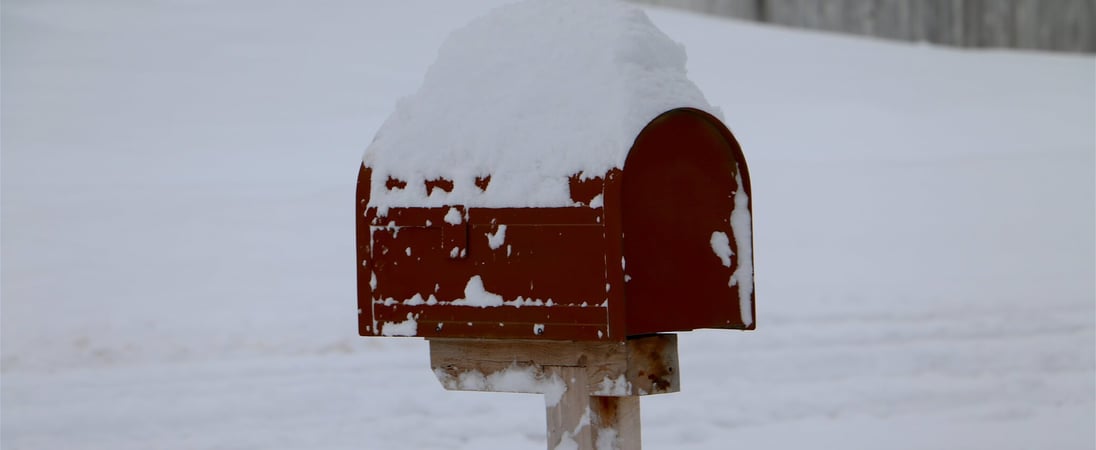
[626,334,679,396]
[428,334,678,397]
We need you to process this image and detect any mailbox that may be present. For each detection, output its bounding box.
[356,107,753,341]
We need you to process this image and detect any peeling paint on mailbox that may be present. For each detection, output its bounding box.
[356,108,754,341]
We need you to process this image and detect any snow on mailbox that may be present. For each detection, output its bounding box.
[356,1,754,343]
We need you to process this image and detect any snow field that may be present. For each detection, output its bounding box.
[2,0,1093,448]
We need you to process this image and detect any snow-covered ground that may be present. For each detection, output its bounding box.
[2,0,1093,448]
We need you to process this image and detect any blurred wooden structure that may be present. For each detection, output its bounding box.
[631,0,1096,53]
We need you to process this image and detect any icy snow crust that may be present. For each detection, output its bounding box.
[363,0,717,208]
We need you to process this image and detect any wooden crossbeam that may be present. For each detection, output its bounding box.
[428,334,678,449]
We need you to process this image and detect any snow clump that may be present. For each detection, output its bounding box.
[362,0,718,209]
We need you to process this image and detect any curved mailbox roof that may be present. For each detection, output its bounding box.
[362,0,720,209]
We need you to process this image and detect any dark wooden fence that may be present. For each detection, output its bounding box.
[631,0,1096,53]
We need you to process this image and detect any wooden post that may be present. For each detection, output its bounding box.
[545,371,642,450]
[429,334,677,450]
[590,396,641,450]
[546,366,594,449]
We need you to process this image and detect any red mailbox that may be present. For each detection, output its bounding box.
[356,107,753,341]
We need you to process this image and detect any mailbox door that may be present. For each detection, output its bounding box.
[621,108,754,335]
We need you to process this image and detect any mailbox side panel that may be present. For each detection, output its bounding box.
[620,108,755,336]
[365,206,617,340]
